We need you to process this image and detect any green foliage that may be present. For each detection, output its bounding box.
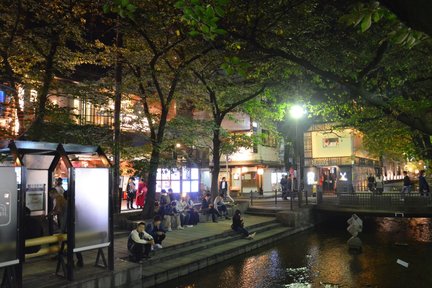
[339,2,428,48]
[103,0,137,20]
[175,0,228,40]
[220,56,250,77]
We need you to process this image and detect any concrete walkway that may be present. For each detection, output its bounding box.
[19,215,279,288]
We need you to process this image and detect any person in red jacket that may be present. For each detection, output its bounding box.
[136,178,148,209]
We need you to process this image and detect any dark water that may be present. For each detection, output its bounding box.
[161,217,432,288]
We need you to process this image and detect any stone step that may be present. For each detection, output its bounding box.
[140,225,304,287]
[153,218,278,254]
[145,222,283,265]
[245,208,281,216]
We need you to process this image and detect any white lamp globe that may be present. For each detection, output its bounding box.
[290,105,305,119]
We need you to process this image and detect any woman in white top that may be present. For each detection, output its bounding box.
[214,193,230,219]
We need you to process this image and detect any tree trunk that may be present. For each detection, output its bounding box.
[211,126,221,200]
[142,108,169,219]
[30,36,59,140]
[141,146,159,219]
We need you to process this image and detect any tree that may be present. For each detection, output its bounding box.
[116,0,218,218]
[220,0,432,148]
[190,53,267,198]
[0,0,102,139]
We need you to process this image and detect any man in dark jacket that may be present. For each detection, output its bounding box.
[219,177,228,199]
[280,175,288,199]
[146,215,166,249]
[419,170,430,197]
[401,171,412,196]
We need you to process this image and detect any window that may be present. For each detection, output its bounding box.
[261,129,277,147]
[156,167,200,194]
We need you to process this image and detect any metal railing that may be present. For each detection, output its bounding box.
[319,192,432,209]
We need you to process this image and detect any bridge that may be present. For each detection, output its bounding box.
[245,191,432,218]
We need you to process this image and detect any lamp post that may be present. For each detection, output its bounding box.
[290,105,306,207]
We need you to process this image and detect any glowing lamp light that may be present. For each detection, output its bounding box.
[176,143,181,148]
[289,105,306,119]
[257,168,264,175]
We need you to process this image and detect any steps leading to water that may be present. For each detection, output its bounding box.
[134,220,312,287]
[144,221,281,265]
[21,217,314,288]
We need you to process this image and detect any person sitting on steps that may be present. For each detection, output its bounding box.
[201,193,220,223]
[128,222,154,263]
[231,210,256,239]
[214,193,230,220]
[146,215,166,249]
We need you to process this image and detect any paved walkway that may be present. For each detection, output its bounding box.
[19,215,275,288]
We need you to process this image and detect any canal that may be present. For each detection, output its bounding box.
[161,217,432,288]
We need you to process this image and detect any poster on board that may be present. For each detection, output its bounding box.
[0,167,19,268]
[26,184,45,212]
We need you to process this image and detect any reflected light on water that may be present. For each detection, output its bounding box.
[163,217,432,288]
[377,217,432,243]
[238,253,271,288]
[408,218,432,243]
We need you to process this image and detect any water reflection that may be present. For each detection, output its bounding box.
[162,217,432,288]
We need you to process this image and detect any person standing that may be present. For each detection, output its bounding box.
[280,175,288,200]
[375,174,384,195]
[128,222,154,263]
[126,177,136,210]
[287,174,294,198]
[54,178,65,196]
[401,171,412,196]
[219,177,228,199]
[136,178,148,209]
[48,189,67,232]
[58,191,84,267]
[419,170,430,197]
[367,174,376,193]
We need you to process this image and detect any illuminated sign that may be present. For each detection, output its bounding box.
[339,172,348,181]
[307,172,316,185]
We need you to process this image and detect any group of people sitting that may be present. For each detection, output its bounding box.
[127,190,255,263]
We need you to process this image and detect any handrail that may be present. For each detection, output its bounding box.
[25,233,67,247]
[25,233,67,259]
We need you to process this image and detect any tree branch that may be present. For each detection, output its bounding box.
[358,40,389,80]
[220,85,266,118]
[192,69,221,119]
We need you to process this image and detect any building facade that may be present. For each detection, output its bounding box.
[201,112,284,195]
[303,123,406,195]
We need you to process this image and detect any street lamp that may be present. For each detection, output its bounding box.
[289,105,306,207]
